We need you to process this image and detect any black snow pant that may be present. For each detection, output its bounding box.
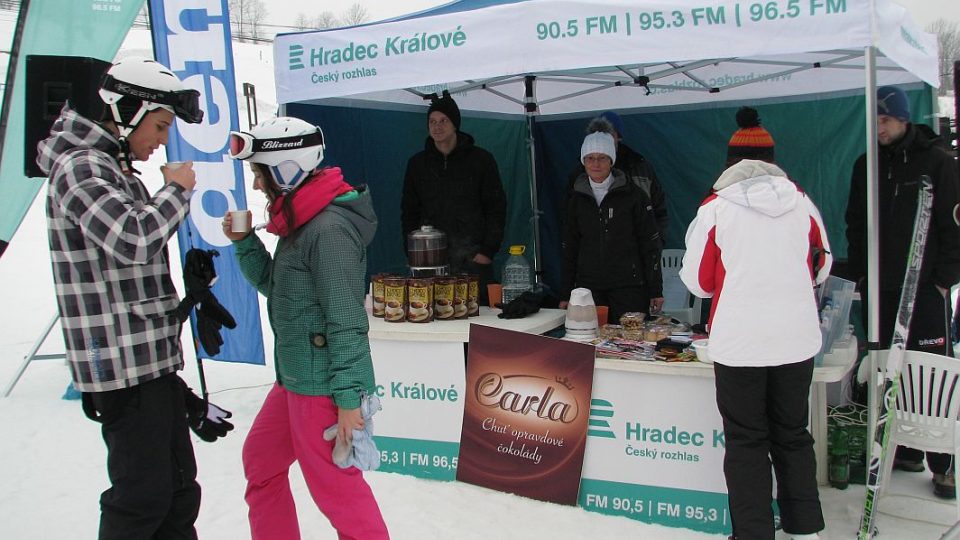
[874,284,955,474]
[714,359,824,540]
[87,373,201,540]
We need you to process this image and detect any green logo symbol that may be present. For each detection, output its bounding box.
[289,45,305,70]
[588,398,616,439]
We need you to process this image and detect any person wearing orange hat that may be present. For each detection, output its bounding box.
[682,106,830,540]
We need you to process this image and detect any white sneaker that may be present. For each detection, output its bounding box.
[790,534,820,540]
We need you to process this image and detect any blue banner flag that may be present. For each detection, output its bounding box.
[149,0,264,364]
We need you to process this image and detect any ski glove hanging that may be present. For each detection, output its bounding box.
[180,377,234,442]
[177,248,237,356]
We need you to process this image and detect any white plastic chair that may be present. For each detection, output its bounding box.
[868,349,960,520]
[660,249,702,324]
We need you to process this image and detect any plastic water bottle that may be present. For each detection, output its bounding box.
[501,245,532,305]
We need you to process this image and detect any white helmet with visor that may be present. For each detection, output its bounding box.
[228,117,325,193]
[98,56,202,138]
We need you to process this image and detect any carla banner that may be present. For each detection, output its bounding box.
[457,325,595,505]
[148,0,264,364]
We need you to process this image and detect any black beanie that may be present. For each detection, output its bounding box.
[428,90,461,130]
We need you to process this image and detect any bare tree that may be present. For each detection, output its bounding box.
[228,0,268,40]
[247,0,269,39]
[314,11,339,29]
[340,3,370,27]
[926,19,960,96]
[294,13,311,31]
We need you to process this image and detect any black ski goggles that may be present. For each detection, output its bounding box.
[228,130,325,161]
[101,74,204,124]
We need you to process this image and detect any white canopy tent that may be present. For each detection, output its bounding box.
[273,0,940,353]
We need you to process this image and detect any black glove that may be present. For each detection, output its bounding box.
[196,294,237,356]
[177,248,237,355]
[497,291,544,319]
[180,379,234,443]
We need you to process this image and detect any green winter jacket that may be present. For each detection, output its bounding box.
[234,188,378,409]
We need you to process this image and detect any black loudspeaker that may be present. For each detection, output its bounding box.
[24,55,111,178]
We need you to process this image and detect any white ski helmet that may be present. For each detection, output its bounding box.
[99,56,202,138]
[228,117,325,193]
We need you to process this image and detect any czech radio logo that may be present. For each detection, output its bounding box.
[588,398,616,439]
[289,44,305,70]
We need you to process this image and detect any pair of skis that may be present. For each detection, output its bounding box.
[858,176,934,539]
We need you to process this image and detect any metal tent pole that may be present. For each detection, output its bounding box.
[523,75,543,285]
[863,45,883,469]
[2,312,64,397]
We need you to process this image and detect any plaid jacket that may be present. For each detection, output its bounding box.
[37,106,191,392]
[234,184,378,409]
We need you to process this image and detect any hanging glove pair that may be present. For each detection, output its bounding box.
[179,377,234,442]
[323,393,382,471]
[497,290,544,319]
[177,248,237,356]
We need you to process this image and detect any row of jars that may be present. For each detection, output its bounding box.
[371,273,480,323]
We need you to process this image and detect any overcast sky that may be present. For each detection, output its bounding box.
[262,0,960,31]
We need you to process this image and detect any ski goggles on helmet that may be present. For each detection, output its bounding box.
[227,130,326,161]
[101,74,204,124]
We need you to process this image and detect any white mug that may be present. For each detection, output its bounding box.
[230,210,251,233]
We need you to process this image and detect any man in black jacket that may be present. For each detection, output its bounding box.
[401,91,507,300]
[845,85,960,499]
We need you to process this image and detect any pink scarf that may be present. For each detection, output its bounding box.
[266,167,354,237]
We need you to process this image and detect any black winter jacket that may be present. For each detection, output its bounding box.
[846,124,960,292]
[566,142,668,244]
[562,171,663,300]
[401,132,507,264]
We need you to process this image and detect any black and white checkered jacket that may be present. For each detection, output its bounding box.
[37,106,191,392]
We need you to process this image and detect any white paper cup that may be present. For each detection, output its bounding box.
[164,161,186,171]
[230,210,251,233]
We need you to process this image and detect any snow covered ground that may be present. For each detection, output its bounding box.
[1,19,959,540]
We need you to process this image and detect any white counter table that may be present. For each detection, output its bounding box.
[367,310,857,534]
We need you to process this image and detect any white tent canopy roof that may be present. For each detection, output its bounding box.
[273,0,938,115]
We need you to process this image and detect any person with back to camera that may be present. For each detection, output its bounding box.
[560,123,664,323]
[223,116,389,539]
[37,56,234,539]
[681,107,831,540]
[845,86,960,499]
[401,90,507,303]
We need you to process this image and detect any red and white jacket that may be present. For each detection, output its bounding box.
[680,160,832,367]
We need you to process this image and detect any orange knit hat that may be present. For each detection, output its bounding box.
[727,107,775,163]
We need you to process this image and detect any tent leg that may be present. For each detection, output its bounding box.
[524,76,543,285]
[863,44,882,468]
[2,312,64,398]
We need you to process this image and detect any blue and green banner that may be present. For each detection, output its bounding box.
[0,0,145,257]
[148,0,264,364]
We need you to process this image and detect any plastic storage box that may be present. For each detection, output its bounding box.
[815,276,855,365]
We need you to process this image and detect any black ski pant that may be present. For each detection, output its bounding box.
[714,359,824,540]
[873,284,955,474]
[88,373,201,540]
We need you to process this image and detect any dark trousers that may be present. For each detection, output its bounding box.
[874,284,955,474]
[714,360,824,540]
[90,374,200,540]
[590,286,649,324]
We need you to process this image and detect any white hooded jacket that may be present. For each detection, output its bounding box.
[680,160,832,367]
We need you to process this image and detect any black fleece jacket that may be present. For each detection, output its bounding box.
[562,170,663,300]
[846,123,960,292]
[401,132,507,262]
